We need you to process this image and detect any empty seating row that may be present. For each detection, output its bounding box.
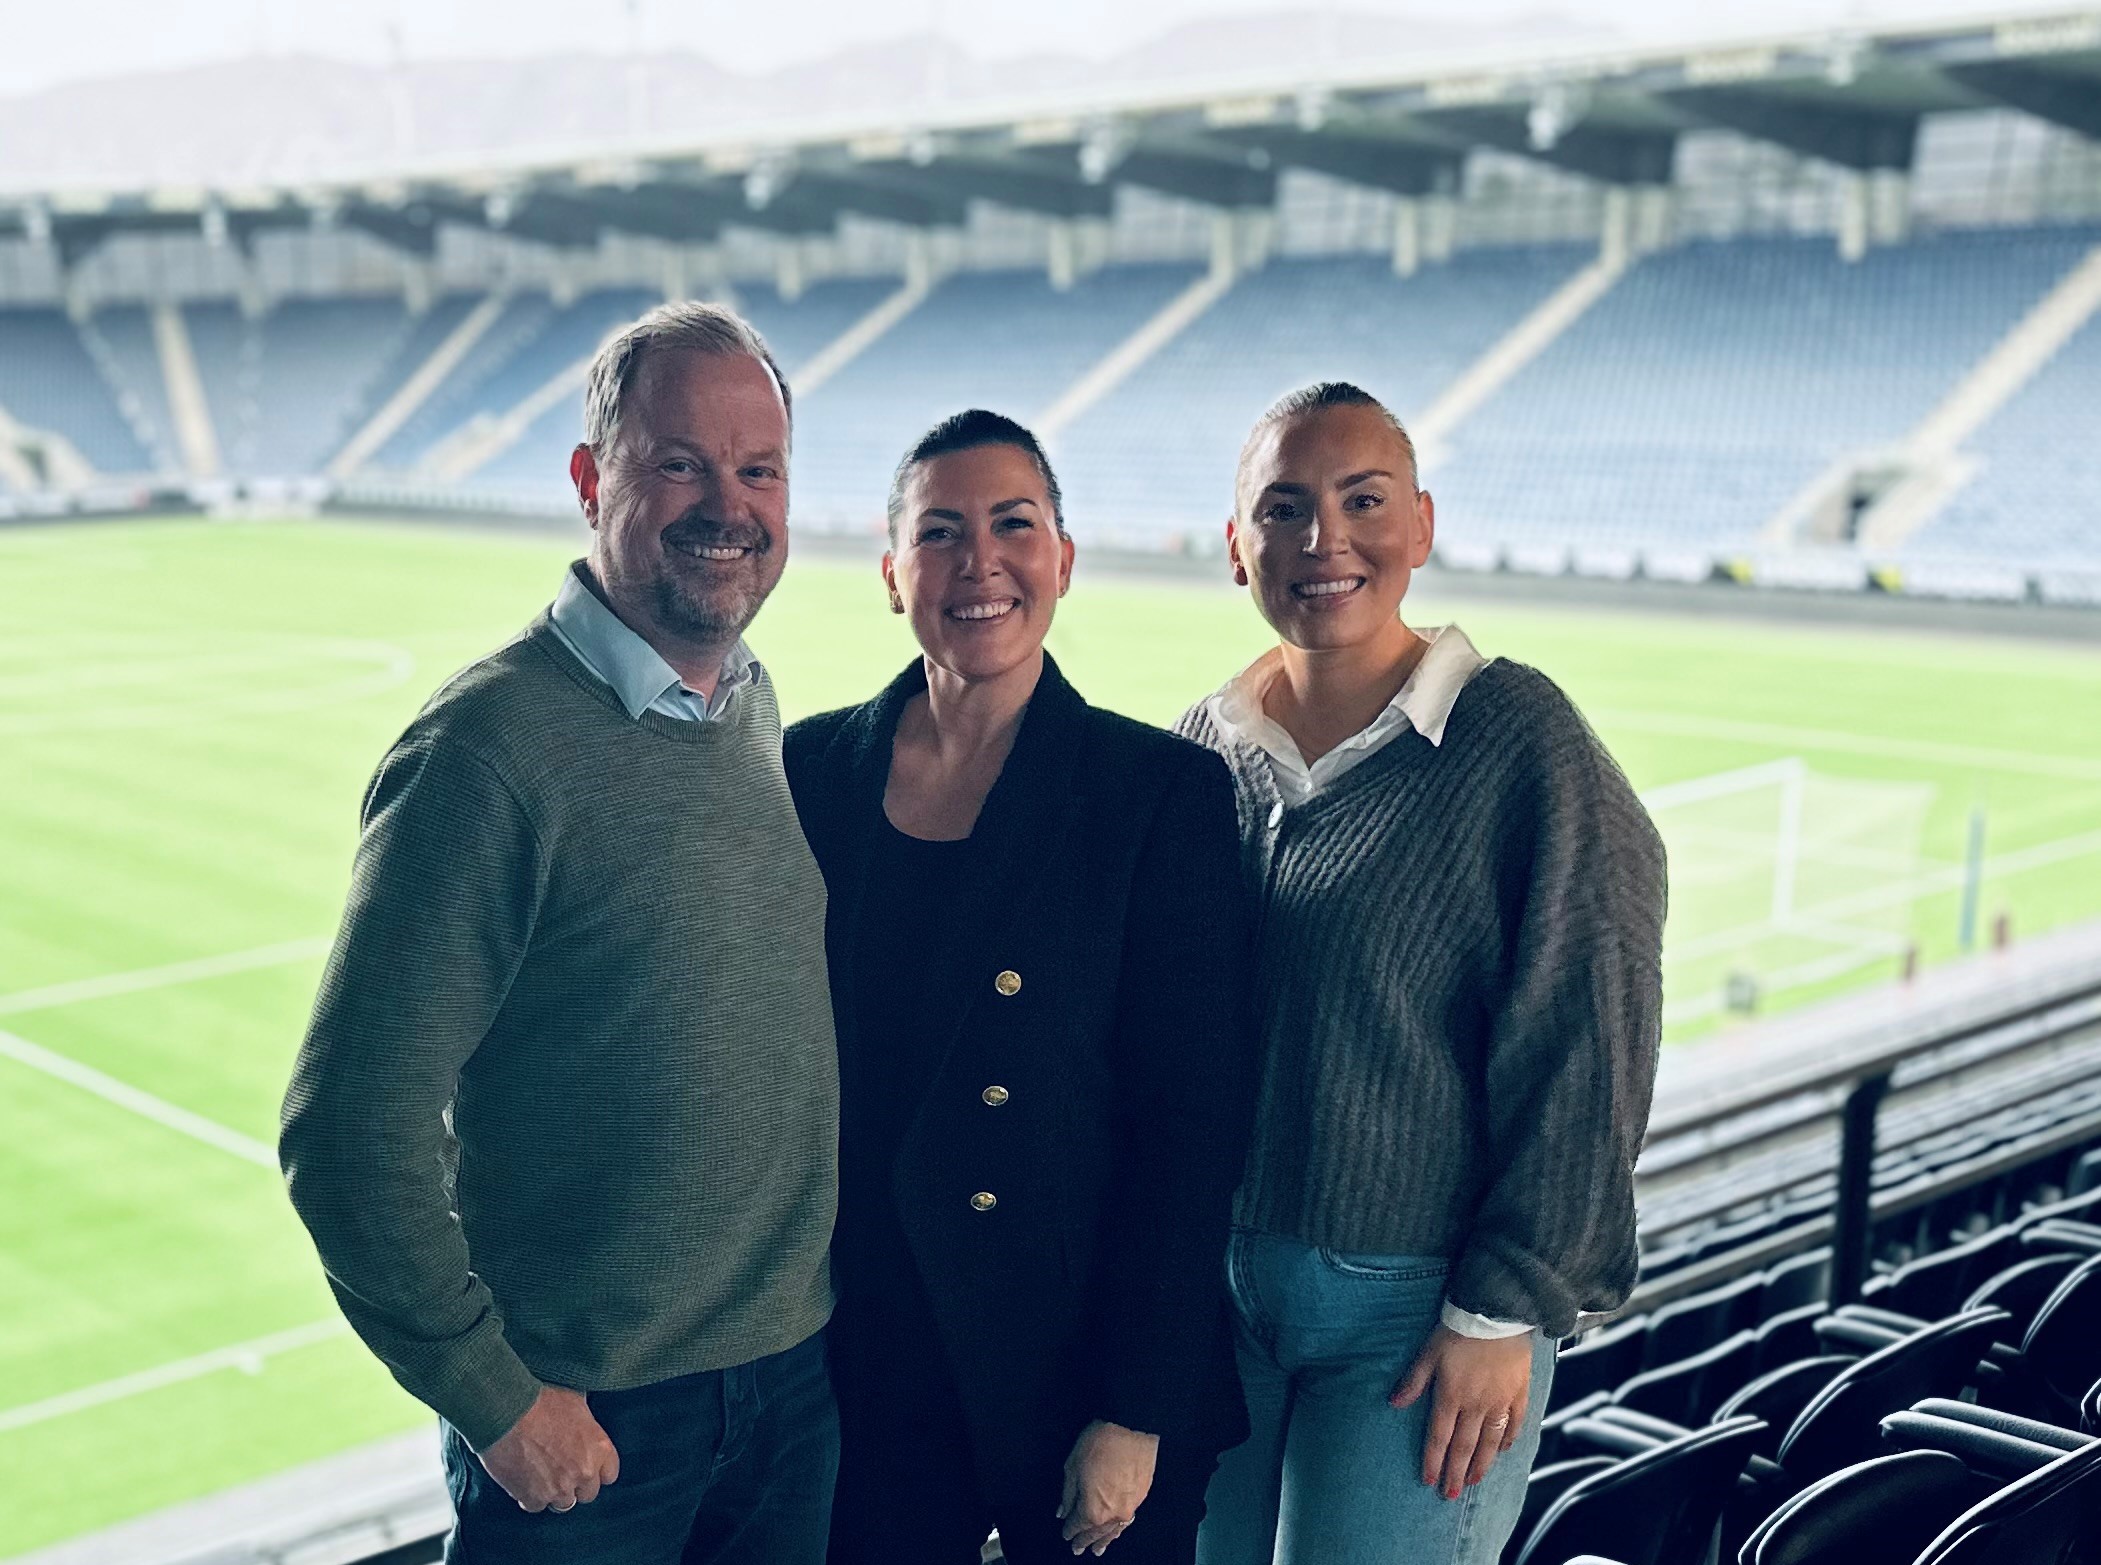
[1517,1199,2101,1565]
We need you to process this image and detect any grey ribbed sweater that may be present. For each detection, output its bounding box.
[282,614,838,1449]
[1178,659,1665,1336]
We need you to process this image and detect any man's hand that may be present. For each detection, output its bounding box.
[1057,1419,1159,1556]
[477,1386,621,1513]
[1390,1327,1533,1500]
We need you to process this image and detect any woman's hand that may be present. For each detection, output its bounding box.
[1390,1327,1533,1499]
[1057,1419,1159,1555]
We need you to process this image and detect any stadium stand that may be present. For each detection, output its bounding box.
[472,273,901,501]
[1909,304,2101,571]
[1427,227,2101,562]
[0,307,153,475]
[1052,245,1591,542]
[368,292,559,473]
[434,285,661,479]
[787,262,1206,529]
[183,297,429,479]
[81,305,179,474]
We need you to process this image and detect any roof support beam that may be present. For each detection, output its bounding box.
[854,157,1115,219]
[1217,128,1464,197]
[1669,88,1919,170]
[1943,60,2101,141]
[1110,147,1277,209]
[1425,110,1677,184]
[766,170,968,229]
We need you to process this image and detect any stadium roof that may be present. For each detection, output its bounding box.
[3,7,2099,265]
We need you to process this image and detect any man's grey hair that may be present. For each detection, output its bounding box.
[1236,381,1420,506]
[581,300,792,452]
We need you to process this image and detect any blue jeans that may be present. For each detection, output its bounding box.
[1197,1231,1554,1565]
[442,1330,839,1565]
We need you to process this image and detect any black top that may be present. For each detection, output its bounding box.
[785,654,1259,1485]
[839,816,980,1288]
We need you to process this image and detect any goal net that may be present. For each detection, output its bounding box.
[1642,758,1937,1029]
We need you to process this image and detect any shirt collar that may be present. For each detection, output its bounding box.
[1211,624,1486,754]
[549,560,758,722]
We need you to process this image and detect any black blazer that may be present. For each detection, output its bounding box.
[784,654,1257,1486]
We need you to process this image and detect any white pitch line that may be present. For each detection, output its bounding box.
[0,937,332,1018]
[1599,707,2101,783]
[0,1027,277,1167]
[0,1319,347,1435]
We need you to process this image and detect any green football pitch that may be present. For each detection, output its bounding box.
[4,515,2100,1557]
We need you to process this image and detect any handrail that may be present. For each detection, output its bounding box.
[1648,978,2101,1141]
[1632,967,2101,1306]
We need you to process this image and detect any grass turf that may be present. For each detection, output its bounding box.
[3,515,2099,1555]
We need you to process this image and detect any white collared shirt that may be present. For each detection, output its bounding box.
[1208,625,1487,804]
[548,561,759,723]
[1207,623,1532,1342]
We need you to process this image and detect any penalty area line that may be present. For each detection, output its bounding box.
[0,937,333,1018]
[0,1027,276,1168]
[0,1320,347,1435]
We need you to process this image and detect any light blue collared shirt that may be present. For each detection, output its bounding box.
[548,561,760,723]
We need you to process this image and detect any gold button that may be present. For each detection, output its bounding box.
[982,1085,1010,1107]
[995,970,1022,997]
[970,1191,998,1212]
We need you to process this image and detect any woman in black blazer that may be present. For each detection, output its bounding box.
[784,410,1256,1565]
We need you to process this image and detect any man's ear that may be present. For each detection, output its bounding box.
[571,445,601,528]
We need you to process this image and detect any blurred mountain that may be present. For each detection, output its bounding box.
[0,9,1613,192]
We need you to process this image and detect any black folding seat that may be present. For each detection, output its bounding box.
[1822,1250,2081,1366]
[1755,1303,1830,1373]
[2069,1146,2101,1198]
[1537,1389,1612,1466]
[1876,1409,2072,1482]
[2024,1218,2101,1256]
[1774,1309,2009,1488]
[1735,1450,1978,1565]
[1615,1330,1758,1426]
[1501,1456,1615,1565]
[1644,1271,1764,1367]
[1762,1249,1832,1316]
[1961,1252,2080,1330]
[1552,1314,1648,1410]
[2017,1185,2101,1230]
[1875,1226,2019,1319]
[2011,1254,2101,1420]
[1897,1398,2091,1459]
[1714,1357,1857,1460]
[1511,1417,1767,1565]
[1908,1434,2101,1562]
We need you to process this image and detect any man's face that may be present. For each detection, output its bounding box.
[571,347,790,654]
[1228,404,1434,652]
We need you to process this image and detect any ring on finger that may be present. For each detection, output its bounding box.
[550,1500,576,1514]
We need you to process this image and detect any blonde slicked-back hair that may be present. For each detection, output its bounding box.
[581,300,792,453]
[1234,381,1420,515]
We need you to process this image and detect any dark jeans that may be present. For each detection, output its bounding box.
[442,1330,838,1565]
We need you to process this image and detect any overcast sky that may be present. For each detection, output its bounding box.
[0,0,2048,97]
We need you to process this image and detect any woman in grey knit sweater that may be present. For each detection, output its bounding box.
[1181,382,1666,1565]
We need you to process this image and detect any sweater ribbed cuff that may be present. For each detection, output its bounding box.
[429,1333,544,1452]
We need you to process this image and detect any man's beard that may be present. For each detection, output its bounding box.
[650,514,776,644]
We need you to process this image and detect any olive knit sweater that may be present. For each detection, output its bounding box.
[282,614,838,1448]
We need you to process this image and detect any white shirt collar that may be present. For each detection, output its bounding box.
[1207,625,1488,804]
[548,561,759,723]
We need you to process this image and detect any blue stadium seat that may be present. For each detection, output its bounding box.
[0,308,153,473]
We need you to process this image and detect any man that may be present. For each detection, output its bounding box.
[281,302,840,1565]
